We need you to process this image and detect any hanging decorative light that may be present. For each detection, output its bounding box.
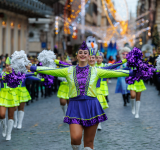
[55,16,59,35]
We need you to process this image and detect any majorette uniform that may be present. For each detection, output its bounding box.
[14,75,44,129]
[30,64,134,127]
[0,71,19,140]
[95,63,109,97]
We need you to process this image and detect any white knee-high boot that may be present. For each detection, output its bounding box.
[135,101,140,118]
[97,122,102,130]
[131,99,135,115]
[17,111,24,129]
[72,145,81,150]
[13,110,17,128]
[61,104,67,118]
[6,119,14,141]
[0,118,7,137]
[84,147,93,150]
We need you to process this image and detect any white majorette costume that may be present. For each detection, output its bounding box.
[115,47,131,106]
[29,41,136,150]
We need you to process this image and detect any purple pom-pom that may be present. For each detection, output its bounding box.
[126,47,143,68]
[125,61,156,85]
[3,69,25,88]
[37,62,55,88]
[41,74,55,88]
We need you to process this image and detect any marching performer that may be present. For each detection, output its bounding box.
[27,41,135,150]
[115,47,131,106]
[95,51,109,102]
[14,75,44,129]
[0,57,19,140]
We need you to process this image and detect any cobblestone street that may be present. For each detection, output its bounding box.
[1,79,160,150]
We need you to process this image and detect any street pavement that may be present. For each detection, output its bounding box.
[0,79,160,150]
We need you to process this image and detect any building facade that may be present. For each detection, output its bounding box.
[0,0,53,56]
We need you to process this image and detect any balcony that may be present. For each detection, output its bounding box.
[0,0,53,17]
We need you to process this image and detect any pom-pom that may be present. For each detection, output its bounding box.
[125,47,156,84]
[126,47,143,68]
[11,50,30,74]
[37,62,54,88]
[3,69,25,88]
[125,61,156,84]
[38,50,56,68]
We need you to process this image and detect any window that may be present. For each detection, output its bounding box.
[93,3,97,15]
[11,29,14,54]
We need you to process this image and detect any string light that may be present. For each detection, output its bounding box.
[55,16,59,34]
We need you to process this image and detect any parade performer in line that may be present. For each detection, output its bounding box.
[96,51,109,102]
[57,58,72,119]
[26,41,136,150]
[115,47,131,106]
[13,75,44,129]
[0,57,20,141]
[127,78,146,119]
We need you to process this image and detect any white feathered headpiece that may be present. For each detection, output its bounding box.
[11,50,30,74]
[119,47,131,60]
[37,50,56,68]
[156,55,160,71]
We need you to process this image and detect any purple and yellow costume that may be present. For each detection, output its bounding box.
[16,74,44,103]
[30,64,133,127]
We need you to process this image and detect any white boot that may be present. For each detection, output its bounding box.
[72,145,81,150]
[13,110,17,128]
[61,104,67,119]
[135,101,140,118]
[131,99,135,115]
[17,111,24,129]
[6,119,14,141]
[84,147,93,150]
[97,122,102,130]
[0,118,7,137]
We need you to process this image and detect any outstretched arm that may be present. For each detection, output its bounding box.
[30,66,68,77]
[54,59,71,67]
[26,76,44,82]
[101,59,127,70]
[97,68,134,79]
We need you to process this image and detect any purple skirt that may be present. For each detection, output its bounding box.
[63,96,107,127]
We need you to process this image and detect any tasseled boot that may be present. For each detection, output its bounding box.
[61,104,67,119]
[135,101,140,118]
[72,145,81,150]
[6,119,14,141]
[17,111,24,129]
[97,122,102,130]
[131,98,135,114]
[84,147,93,150]
[0,118,7,137]
[13,110,17,128]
